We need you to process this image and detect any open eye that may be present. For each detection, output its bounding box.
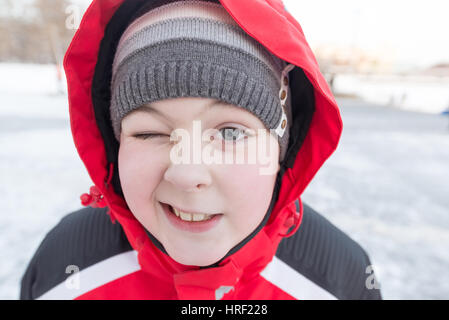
[217,127,250,142]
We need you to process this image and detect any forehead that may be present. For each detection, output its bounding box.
[130,97,262,125]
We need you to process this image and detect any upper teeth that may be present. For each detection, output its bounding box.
[172,206,214,222]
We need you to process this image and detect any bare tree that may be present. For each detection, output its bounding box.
[0,0,76,63]
[33,0,75,64]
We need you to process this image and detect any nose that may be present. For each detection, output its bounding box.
[164,162,212,192]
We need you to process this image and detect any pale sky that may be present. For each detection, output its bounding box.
[75,0,449,69]
[283,0,449,68]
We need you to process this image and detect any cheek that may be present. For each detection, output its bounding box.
[118,143,166,207]
[221,161,278,230]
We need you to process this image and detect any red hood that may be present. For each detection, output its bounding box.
[63,0,342,297]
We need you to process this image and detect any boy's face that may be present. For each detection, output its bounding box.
[118,97,280,266]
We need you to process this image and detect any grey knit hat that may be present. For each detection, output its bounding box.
[110,0,295,162]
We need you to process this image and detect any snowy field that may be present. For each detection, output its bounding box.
[1,63,449,299]
[301,98,449,299]
[334,73,449,114]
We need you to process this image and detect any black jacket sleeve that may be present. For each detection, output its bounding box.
[20,206,132,300]
[276,202,382,300]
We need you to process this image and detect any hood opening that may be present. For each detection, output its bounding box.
[92,0,315,199]
[90,0,315,266]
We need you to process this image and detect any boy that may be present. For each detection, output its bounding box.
[20,0,381,299]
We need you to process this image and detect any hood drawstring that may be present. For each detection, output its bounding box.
[279,199,302,238]
[80,163,117,224]
[80,185,107,208]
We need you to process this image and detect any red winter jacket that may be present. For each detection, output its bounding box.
[20,0,382,300]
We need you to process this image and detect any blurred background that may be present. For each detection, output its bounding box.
[0,0,448,299]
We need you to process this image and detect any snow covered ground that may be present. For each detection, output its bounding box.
[1,63,448,299]
[301,98,449,299]
[0,63,91,300]
[334,73,449,115]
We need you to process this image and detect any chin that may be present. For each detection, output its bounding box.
[167,247,226,267]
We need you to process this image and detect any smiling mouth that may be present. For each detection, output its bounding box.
[162,202,222,222]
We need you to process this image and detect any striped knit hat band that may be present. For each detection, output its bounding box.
[110,0,294,162]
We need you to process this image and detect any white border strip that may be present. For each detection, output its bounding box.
[260,256,338,300]
[37,250,140,300]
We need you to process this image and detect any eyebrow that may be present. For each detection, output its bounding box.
[138,100,234,121]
